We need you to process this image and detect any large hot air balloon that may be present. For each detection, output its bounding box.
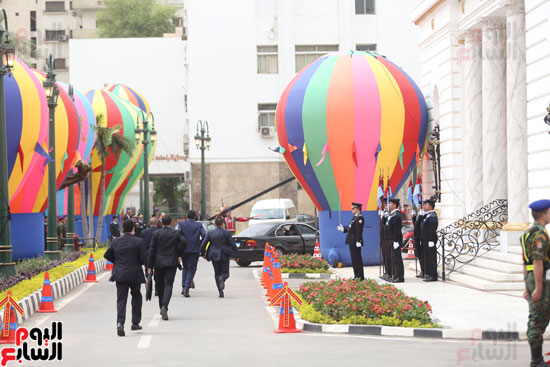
[5,58,48,259]
[104,84,151,114]
[83,89,141,242]
[276,51,428,266]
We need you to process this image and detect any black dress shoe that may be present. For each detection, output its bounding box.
[219,290,224,298]
[190,280,195,289]
[183,291,190,298]
[393,279,405,283]
[181,288,185,295]
[423,277,438,282]
[131,324,142,331]
[416,273,425,278]
[117,323,125,337]
[160,306,168,320]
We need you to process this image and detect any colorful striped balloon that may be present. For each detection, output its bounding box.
[276,51,428,212]
[85,89,141,216]
[5,58,48,212]
[104,84,150,114]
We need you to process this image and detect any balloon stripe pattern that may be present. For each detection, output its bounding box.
[104,84,151,114]
[276,51,428,212]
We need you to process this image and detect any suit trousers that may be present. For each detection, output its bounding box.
[154,266,177,309]
[116,281,142,326]
[348,244,364,280]
[425,243,438,279]
[212,253,230,290]
[413,237,425,274]
[182,253,200,290]
[381,240,391,275]
[392,244,404,280]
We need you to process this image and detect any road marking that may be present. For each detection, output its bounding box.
[137,335,152,349]
[252,269,260,280]
[148,314,160,328]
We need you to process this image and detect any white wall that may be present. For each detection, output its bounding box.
[69,37,188,175]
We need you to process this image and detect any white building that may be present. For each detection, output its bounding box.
[185,0,422,220]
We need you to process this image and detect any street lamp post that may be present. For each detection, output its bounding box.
[43,54,61,260]
[0,9,17,276]
[135,111,156,223]
[194,120,211,218]
[65,85,75,252]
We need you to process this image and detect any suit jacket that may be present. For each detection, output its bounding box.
[178,220,206,253]
[385,210,403,244]
[413,212,425,247]
[140,227,158,267]
[344,214,365,246]
[200,227,238,262]
[420,211,438,246]
[104,233,146,284]
[110,222,120,238]
[148,227,186,269]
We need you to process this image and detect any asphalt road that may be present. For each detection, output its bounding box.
[17,260,530,367]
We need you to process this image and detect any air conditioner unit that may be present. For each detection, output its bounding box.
[58,35,69,41]
[260,126,275,138]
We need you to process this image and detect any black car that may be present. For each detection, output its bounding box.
[297,214,317,228]
[233,222,317,267]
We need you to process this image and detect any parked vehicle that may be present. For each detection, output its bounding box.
[248,199,297,226]
[233,222,317,266]
[297,213,316,228]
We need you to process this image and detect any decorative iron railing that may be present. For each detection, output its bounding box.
[437,199,508,280]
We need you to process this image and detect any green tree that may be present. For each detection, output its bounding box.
[97,0,177,38]
[152,177,189,214]
[93,114,133,242]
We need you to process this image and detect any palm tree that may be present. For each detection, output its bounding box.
[93,114,133,244]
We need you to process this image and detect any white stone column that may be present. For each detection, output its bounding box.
[462,29,484,213]
[501,1,530,250]
[481,18,508,204]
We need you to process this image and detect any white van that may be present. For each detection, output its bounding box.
[248,199,297,226]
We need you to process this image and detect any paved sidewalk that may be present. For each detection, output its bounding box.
[332,263,530,335]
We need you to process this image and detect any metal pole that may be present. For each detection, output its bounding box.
[65,86,75,252]
[45,55,60,260]
[0,11,16,275]
[441,236,446,281]
[139,178,144,216]
[142,116,150,222]
[200,124,206,218]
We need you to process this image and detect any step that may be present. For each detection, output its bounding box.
[478,250,523,265]
[454,265,523,282]
[446,272,525,291]
[468,256,522,273]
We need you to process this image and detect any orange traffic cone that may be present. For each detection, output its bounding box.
[37,272,57,313]
[268,253,284,305]
[0,307,18,344]
[274,296,302,334]
[261,244,272,288]
[106,261,114,271]
[404,241,416,260]
[84,253,98,282]
[313,242,321,260]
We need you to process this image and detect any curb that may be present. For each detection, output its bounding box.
[15,257,107,324]
[281,273,337,279]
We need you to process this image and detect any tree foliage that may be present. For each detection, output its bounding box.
[97,0,177,38]
[152,177,188,214]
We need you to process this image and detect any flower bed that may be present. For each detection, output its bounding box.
[279,254,330,274]
[297,278,438,328]
[0,248,106,302]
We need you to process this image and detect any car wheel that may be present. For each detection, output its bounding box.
[275,248,285,257]
[236,260,251,267]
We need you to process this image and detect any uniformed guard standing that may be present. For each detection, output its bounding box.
[412,207,426,278]
[522,199,550,367]
[386,198,404,283]
[337,202,365,280]
[379,199,391,281]
[420,199,438,282]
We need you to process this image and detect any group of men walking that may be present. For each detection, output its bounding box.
[340,196,439,283]
[104,210,238,337]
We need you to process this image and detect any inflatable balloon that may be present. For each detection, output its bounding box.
[276,51,428,266]
[85,89,141,216]
[104,84,150,114]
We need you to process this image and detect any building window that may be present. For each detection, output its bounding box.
[30,11,36,31]
[31,37,37,58]
[172,17,183,27]
[355,0,375,14]
[356,44,377,52]
[45,30,66,41]
[258,104,277,130]
[54,58,66,70]
[257,46,278,74]
[45,1,66,12]
[295,45,338,72]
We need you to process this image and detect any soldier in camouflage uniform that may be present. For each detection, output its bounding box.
[522,199,550,367]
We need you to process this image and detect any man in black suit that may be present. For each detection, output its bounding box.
[421,199,439,282]
[104,220,146,337]
[178,211,206,297]
[140,218,159,272]
[413,205,426,278]
[200,217,238,298]
[110,216,120,241]
[337,202,365,280]
[386,198,404,283]
[147,215,186,320]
